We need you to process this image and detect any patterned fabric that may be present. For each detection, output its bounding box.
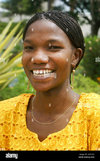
[0,93,100,151]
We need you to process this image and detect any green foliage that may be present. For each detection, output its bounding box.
[73,73,100,94]
[0,21,23,90]
[80,36,100,81]
[61,0,100,35]
[1,0,46,16]
[0,22,7,34]
[0,21,26,36]
[0,72,36,100]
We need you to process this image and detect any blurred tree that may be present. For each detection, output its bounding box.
[1,0,47,17]
[80,36,100,81]
[61,0,100,36]
[48,0,55,10]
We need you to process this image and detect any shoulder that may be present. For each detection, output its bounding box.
[0,93,32,112]
[81,93,100,150]
[80,92,100,100]
[80,92,100,108]
[0,93,32,129]
[80,92,100,118]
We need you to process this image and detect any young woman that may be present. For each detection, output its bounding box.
[0,10,100,151]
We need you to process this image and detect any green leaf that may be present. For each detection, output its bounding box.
[0,21,23,89]
[0,20,13,44]
[1,32,22,58]
[0,22,21,54]
[0,69,24,80]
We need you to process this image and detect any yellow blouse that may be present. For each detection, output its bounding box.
[0,93,100,151]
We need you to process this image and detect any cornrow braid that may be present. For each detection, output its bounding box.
[23,10,85,69]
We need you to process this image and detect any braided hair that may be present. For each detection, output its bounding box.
[23,10,85,69]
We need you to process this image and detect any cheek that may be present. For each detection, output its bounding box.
[54,52,72,80]
[22,52,26,65]
[22,54,31,78]
[22,54,30,79]
[22,54,25,66]
[22,53,30,68]
[56,53,71,70]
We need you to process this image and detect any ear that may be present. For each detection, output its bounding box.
[71,48,83,69]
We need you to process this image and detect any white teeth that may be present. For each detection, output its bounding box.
[32,69,53,75]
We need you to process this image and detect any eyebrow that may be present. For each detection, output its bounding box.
[23,38,64,45]
[23,39,31,43]
[47,39,60,43]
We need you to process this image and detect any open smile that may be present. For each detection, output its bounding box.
[30,69,56,80]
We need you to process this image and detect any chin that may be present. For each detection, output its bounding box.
[31,82,57,93]
[31,83,50,92]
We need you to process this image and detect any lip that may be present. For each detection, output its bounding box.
[30,68,55,71]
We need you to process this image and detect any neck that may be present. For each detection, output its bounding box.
[33,80,75,115]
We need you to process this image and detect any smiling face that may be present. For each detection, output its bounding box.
[22,19,76,92]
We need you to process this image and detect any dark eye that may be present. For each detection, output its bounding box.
[24,46,34,52]
[48,45,62,51]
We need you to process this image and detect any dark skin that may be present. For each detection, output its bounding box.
[22,19,83,142]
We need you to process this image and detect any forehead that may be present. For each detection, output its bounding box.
[25,19,69,42]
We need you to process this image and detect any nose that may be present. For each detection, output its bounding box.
[31,50,49,64]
